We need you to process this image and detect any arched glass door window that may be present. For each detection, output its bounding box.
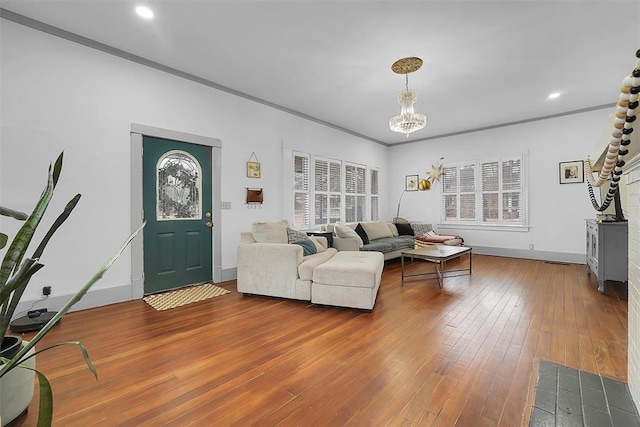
[156,150,202,220]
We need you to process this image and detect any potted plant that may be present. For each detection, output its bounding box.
[0,152,143,426]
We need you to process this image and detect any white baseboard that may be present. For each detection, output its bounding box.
[13,282,137,321]
[221,267,237,282]
[470,246,585,264]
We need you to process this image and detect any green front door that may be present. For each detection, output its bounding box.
[142,136,213,294]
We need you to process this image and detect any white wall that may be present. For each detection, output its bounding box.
[388,110,611,262]
[626,156,640,405]
[0,20,388,307]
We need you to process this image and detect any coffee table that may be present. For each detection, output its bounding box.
[401,245,472,288]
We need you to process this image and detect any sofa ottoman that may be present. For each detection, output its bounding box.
[311,251,384,311]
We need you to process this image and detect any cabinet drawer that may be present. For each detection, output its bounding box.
[587,222,598,233]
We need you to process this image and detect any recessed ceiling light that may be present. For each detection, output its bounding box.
[547,92,561,100]
[136,6,154,19]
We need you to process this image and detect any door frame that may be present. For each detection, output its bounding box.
[130,123,222,299]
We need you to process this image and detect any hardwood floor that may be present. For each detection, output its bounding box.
[10,254,628,426]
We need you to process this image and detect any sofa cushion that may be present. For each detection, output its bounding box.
[411,223,433,235]
[252,220,289,243]
[292,239,317,256]
[387,222,399,237]
[287,227,309,243]
[312,251,384,288]
[395,223,414,236]
[335,223,363,247]
[355,223,370,245]
[361,236,414,253]
[361,221,393,240]
[361,240,393,253]
[297,248,338,280]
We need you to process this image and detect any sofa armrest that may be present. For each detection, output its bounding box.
[310,235,328,250]
[332,236,360,251]
[237,243,303,294]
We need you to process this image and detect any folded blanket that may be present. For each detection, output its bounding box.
[414,232,463,247]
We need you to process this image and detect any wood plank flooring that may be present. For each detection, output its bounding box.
[10,254,628,426]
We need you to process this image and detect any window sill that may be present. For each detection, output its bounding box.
[437,223,530,232]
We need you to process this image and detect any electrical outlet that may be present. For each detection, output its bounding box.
[529,244,534,250]
[42,286,52,296]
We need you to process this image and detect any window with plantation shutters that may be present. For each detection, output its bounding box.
[459,163,475,220]
[370,169,379,221]
[293,153,310,228]
[441,155,526,227]
[481,161,499,222]
[501,158,522,222]
[291,152,378,228]
[441,163,475,221]
[345,163,367,222]
[442,165,458,221]
[315,158,342,225]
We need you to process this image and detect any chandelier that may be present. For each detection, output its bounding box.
[389,57,427,137]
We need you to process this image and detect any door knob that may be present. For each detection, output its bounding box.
[206,212,212,218]
[205,222,213,228]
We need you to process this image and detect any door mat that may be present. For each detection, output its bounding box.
[143,283,231,311]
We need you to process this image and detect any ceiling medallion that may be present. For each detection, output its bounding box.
[389,57,427,138]
[391,57,423,75]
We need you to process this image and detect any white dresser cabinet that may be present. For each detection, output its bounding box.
[585,219,628,293]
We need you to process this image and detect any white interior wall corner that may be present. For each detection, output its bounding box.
[626,157,640,407]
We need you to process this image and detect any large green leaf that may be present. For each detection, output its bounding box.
[0,159,56,290]
[24,341,97,380]
[0,259,44,335]
[51,152,63,188]
[32,194,81,259]
[34,369,53,427]
[0,206,28,220]
[0,221,145,378]
[0,155,71,344]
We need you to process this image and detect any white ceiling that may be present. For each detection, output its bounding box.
[1,0,639,146]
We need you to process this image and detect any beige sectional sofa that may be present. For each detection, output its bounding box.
[237,220,384,310]
[322,221,463,260]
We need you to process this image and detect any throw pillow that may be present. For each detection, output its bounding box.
[292,239,317,256]
[355,223,370,245]
[411,223,433,236]
[361,221,393,240]
[286,227,309,243]
[308,236,326,253]
[252,220,289,243]
[387,223,399,237]
[334,223,363,248]
[396,223,414,236]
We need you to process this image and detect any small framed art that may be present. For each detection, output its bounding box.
[559,160,584,184]
[405,175,419,191]
[247,161,261,178]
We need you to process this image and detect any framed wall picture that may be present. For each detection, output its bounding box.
[246,161,261,178]
[405,174,419,191]
[559,160,584,184]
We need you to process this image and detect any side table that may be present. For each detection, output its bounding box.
[306,231,333,248]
